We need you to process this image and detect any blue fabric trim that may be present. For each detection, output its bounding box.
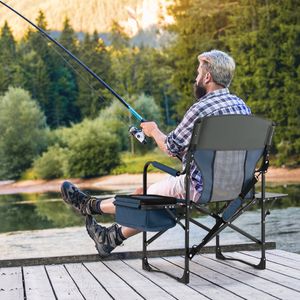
[244,149,264,199]
[222,197,243,222]
[194,150,215,204]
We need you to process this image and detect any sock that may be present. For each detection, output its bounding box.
[89,198,103,214]
[116,226,127,245]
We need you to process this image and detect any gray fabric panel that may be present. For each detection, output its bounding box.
[191,115,273,150]
[193,150,215,204]
[243,149,264,199]
[210,150,246,202]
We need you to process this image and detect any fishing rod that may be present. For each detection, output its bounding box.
[0,1,147,144]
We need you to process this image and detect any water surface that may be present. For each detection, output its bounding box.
[0,184,299,253]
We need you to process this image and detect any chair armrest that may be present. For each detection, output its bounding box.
[143,161,181,195]
[150,161,181,177]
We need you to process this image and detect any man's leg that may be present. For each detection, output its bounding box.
[61,176,200,257]
[146,174,201,202]
[61,181,140,257]
[92,197,140,238]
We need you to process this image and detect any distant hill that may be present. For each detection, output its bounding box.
[0,0,173,45]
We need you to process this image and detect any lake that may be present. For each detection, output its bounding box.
[0,184,299,253]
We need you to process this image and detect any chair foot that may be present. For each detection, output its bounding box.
[255,257,266,269]
[178,270,190,284]
[216,246,226,260]
[142,257,152,271]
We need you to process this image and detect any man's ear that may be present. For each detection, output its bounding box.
[204,72,211,84]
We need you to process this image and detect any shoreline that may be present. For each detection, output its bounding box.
[0,167,299,195]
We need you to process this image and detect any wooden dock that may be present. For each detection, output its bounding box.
[1,249,299,299]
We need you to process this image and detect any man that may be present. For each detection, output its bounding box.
[61,49,251,257]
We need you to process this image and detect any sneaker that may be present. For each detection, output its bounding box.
[61,181,93,216]
[86,215,123,257]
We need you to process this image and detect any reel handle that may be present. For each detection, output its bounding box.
[129,126,147,144]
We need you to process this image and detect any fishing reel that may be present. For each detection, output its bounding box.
[129,126,147,144]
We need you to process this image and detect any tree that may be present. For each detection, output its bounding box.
[76,31,113,118]
[17,50,50,115]
[18,11,53,123]
[0,21,17,93]
[59,17,78,54]
[167,0,236,116]
[0,87,48,179]
[225,0,300,163]
[109,21,130,49]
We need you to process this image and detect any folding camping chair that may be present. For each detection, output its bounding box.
[115,115,287,284]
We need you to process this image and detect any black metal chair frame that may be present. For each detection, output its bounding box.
[140,116,286,284]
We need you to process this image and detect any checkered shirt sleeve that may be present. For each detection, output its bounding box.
[165,88,251,193]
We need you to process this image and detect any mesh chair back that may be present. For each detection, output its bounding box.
[189,115,274,204]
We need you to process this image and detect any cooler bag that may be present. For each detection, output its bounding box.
[114,194,177,231]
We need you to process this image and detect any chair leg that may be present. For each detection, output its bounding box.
[181,203,190,283]
[142,231,151,271]
[215,202,226,260]
[258,173,266,269]
[215,232,226,260]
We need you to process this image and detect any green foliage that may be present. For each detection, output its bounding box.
[167,0,234,116]
[109,21,130,49]
[0,21,17,93]
[112,150,182,174]
[0,87,48,179]
[0,1,298,172]
[66,120,121,177]
[98,93,163,153]
[76,32,113,118]
[167,0,299,165]
[33,145,68,179]
[34,118,121,179]
[225,0,300,163]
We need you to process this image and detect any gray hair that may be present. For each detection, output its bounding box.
[198,50,235,88]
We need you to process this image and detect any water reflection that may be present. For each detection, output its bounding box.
[0,185,299,234]
[0,190,116,233]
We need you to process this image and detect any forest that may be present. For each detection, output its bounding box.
[0,0,299,180]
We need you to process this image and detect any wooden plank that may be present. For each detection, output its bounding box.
[267,250,300,263]
[159,256,243,300]
[23,265,56,300]
[198,254,300,298]
[0,267,23,300]
[84,261,143,300]
[241,251,300,271]
[166,256,278,300]
[0,243,276,268]
[104,260,175,299]
[45,265,84,300]
[65,263,112,300]
[238,251,300,279]
[124,258,208,300]
[213,252,300,290]
[155,257,243,300]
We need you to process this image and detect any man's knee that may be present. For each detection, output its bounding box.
[134,186,144,195]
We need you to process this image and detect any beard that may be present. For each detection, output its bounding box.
[193,82,207,100]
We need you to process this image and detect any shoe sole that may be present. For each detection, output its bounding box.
[60,182,88,216]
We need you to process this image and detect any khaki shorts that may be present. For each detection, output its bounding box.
[147,174,200,202]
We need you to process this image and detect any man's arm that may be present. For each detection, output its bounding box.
[140,121,168,154]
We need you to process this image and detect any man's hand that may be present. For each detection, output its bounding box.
[140,121,158,138]
[140,121,169,154]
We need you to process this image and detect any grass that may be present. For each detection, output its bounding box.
[111,150,182,174]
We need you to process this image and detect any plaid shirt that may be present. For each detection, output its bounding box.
[165,88,251,193]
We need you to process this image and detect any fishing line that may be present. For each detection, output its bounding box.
[0,0,147,143]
